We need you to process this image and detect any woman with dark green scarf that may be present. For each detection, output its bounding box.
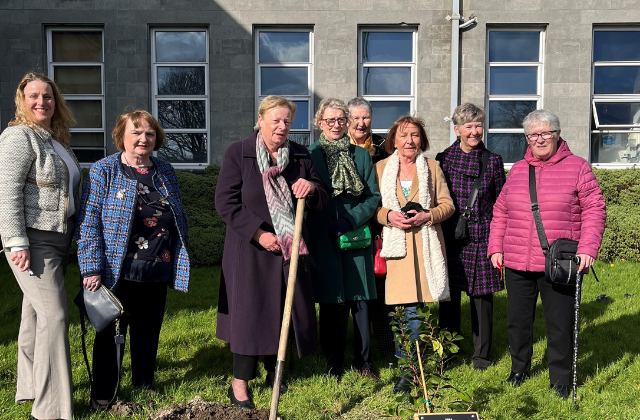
[307,98,381,380]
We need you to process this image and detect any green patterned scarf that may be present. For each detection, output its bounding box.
[319,133,364,197]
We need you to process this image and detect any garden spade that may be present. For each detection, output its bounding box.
[269,197,305,420]
[572,256,583,406]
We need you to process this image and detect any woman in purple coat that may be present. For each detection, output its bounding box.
[215,96,328,409]
[436,103,506,371]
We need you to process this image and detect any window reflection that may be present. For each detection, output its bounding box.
[55,66,102,95]
[260,67,308,95]
[158,101,206,129]
[489,101,536,129]
[291,101,309,130]
[594,31,640,62]
[52,32,102,62]
[155,32,206,62]
[489,67,537,95]
[66,100,102,128]
[287,133,311,146]
[362,32,412,63]
[594,66,640,94]
[259,32,309,63]
[594,102,640,126]
[69,132,104,147]
[363,68,411,95]
[488,32,539,62]
[486,133,528,164]
[158,67,205,95]
[370,101,410,130]
[591,132,640,163]
[158,133,208,163]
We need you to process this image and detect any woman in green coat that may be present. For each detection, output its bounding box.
[307,98,381,379]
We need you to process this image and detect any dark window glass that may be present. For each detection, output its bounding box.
[594,102,640,125]
[362,32,413,63]
[363,67,411,95]
[71,148,105,163]
[488,101,537,129]
[593,31,640,62]
[590,131,640,163]
[158,101,206,129]
[70,132,104,147]
[155,32,206,62]
[486,133,528,164]
[259,32,309,63]
[489,32,539,62]
[260,67,308,95]
[157,67,206,95]
[594,66,640,94]
[66,100,102,128]
[291,101,309,130]
[52,32,102,62]
[54,66,102,94]
[288,133,311,146]
[489,67,538,95]
[370,101,411,130]
[158,133,208,163]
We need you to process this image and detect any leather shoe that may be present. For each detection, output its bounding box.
[506,372,528,387]
[551,384,569,400]
[228,385,255,410]
[393,376,412,394]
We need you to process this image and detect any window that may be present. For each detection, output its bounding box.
[255,28,313,146]
[358,28,417,135]
[485,29,545,164]
[47,28,105,164]
[591,29,640,165]
[151,29,209,166]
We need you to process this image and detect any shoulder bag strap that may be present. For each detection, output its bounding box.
[462,150,491,216]
[529,164,550,252]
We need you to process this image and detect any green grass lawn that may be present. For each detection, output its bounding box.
[1,258,639,419]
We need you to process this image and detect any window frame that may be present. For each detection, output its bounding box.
[151,27,210,168]
[358,26,418,136]
[254,27,314,146]
[46,27,106,166]
[485,27,545,167]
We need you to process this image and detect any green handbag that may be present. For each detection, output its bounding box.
[337,225,372,250]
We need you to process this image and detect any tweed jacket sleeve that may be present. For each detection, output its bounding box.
[0,127,37,248]
[76,163,107,277]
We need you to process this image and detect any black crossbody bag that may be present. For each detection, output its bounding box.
[528,165,599,285]
[455,150,490,240]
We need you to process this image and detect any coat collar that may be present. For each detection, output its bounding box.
[525,138,573,167]
[441,139,487,178]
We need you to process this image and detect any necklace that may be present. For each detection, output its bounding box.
[399,163,415,181]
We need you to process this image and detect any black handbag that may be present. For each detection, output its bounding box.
[455,150,490,240]
[528,165,599,285]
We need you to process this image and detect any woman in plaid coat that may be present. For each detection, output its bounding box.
[436,103,506,371]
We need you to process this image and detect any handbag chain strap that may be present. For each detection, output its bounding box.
[528,164,550,252]
[462,150,490,217]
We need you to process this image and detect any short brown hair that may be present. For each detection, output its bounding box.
[385,116,429,154]
[254,95,297,130]
[112,110,166,152]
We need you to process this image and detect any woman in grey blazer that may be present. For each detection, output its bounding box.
[0,73,81,420]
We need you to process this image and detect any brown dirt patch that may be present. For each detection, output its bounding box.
[147,396,270,420]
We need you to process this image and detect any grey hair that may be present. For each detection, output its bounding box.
[522,109,561,133]
[347,97,373,117]
[314,98,350,129]
[452,102,485,126]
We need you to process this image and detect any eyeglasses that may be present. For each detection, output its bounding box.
[526,130,558,141]
[322,117,348,127]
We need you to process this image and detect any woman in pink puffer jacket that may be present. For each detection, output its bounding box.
[488,109,605,399]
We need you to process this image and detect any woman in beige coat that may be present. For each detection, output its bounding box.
[374,116,454,393]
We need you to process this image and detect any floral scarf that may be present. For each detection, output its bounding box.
[319,133,364,197]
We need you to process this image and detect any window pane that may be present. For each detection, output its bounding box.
[66,100,102,128]
[71,148,105,163]
[155,31,206,62]
[54,66,102,95]
[259,32,309,63]
[489,67,537,95]
[158,101,206,129]
[157,67,205,95]
[291,101,309,130]
[488,32,539,62]
[362,32,413,63]
[594,66,640,94]
[594,31,640,62]
[260,67,308,95]
[591,131,640,163]
[489,101,536,129]
[158,133,208,163]
[70,132,104,147]
[288,133,311,146]
[486,133,528,164]
[370,101,411,130]
[52,31,102,62]
[595,102,640,126]
[363,67,411,95]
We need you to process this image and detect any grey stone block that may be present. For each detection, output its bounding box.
[55,0,95,10]
[117,39,136,55]
[126,83,147,97]
[126,54,146,69]
[505,0,541,9]
[136,68,149,83]
[117,68,137,84]
[10,39,31,53]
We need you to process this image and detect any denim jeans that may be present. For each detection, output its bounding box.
[394,303,425,359]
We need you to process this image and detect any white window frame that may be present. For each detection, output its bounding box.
[485,27,545,167]
[254,27,314,146]
[358,26,417,136]
[151,27,210,169]
[47,27,105,166]
[591,28,640,168]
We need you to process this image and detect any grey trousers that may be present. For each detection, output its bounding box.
[6,225,74,420]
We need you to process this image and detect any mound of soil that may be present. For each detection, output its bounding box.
[148,396,270,420]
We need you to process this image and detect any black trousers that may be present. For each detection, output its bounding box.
[233,353,277,381]
[91,280,168,400]
[319,301,372,373]
[439,289,494,369]
[505,268,575,386]
[370,278,395,356]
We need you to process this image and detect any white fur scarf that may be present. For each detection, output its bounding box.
[379,150,450,301]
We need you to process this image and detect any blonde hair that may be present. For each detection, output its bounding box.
[112,110,166,152]
[452,102,485,126]
[9,72,76,145]
[314,98,349,129]
[254,95,297,130]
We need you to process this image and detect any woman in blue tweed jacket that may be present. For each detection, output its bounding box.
[76,110,189,410]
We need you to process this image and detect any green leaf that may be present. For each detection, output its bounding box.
[457,390,473,403]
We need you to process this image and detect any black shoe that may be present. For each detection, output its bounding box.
[506,372,529,387]
[393,376,412,394]
[265,374,289,395]
[227,385,255,410]
[551,384,569,400]
[474,364,489,372]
